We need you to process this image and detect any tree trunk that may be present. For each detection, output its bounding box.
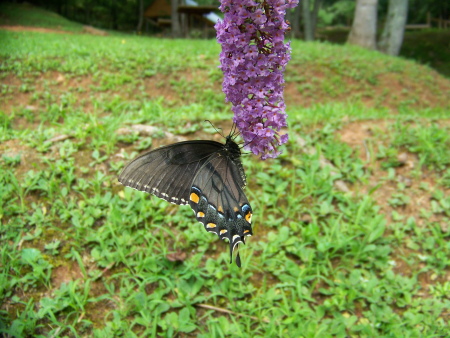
[290,5,301,39]
[136,0,144,33]
[302,0,322,41]
[378,0,408,56]
[347,0,378,50]
[171,0,181,38]
[302,0,313,41]
[311,0,322,37]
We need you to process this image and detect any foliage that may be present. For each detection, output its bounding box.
[408,0,450,25]
[318,0,355,27]
[401,30,450,78]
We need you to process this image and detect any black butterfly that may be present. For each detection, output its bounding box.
[118,132,253,267]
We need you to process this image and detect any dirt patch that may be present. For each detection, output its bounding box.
[339,120,387,161]
[1,73,35,116]
[338,120,449,227]
[338,120,450,294]
[2,72,98,117]
[376,69,450,109]
[284,65,450,111]
[0,69,223,134]
[0,139,44,176]
[0,25,74,34]
[142,73,181,103]
[0,25,108,36]
[2,60,450,121]
[52,263,84,289]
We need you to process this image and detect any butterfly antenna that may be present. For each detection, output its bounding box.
[230,122,239,139]
[205,120,224,138]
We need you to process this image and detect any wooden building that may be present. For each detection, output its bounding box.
[144,0,220,37]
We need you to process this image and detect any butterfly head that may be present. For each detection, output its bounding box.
[224,135,242,157]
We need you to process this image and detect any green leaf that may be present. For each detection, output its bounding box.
[20,248,41,264]
[367,219,386,243]
[165,312,178,330]
[178,308,196,333]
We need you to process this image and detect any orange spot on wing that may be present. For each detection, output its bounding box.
[190,193,199,204]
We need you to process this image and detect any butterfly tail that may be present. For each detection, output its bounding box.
[229,242,241,267]
[229,235,246,267]
[235,251,241,267]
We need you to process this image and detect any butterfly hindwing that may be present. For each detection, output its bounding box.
[188,152,253,267]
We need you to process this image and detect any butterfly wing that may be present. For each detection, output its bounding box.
[118,138,253,267]
[188,152,253,267]
[118,141,223,204]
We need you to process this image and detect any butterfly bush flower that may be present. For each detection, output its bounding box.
[216,0,298,159]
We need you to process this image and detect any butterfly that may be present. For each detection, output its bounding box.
[118,130,253,267]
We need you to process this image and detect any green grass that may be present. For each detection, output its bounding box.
[1,27,450,337]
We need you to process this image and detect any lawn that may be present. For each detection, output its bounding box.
[1,5,450,337]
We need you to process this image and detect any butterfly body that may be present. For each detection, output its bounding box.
[118,136,253,267]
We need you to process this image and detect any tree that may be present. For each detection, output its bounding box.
[302,0,322,41]
[347,0,378,50]
[171,0,181,37]
[378,0,408,56]
[136,0,145,33]
[289,5,301,39]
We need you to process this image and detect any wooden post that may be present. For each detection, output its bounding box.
[181,13,187,37]
[203,19,207,39]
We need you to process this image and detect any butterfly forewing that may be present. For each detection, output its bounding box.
[119,141,222,204]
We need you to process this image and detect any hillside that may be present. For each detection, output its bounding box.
[1,30,449,121]
[0,2,85,32]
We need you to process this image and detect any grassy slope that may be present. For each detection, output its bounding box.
[0,2,84,32]
[1,8,450,338]
[2,2,449,78]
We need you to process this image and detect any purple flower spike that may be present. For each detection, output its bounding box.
[216,0,298,159]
